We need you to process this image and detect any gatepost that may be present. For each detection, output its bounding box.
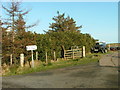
[82,46,85,57]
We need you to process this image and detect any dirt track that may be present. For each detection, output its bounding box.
[2,52,119,88]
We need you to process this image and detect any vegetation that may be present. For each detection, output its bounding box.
[3,53,102,76]
[1,1,97,75]
[2,1,37,65]
[36,12,96,60]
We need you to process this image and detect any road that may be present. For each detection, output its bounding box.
[99,51,119,67]
[2,52,119,88]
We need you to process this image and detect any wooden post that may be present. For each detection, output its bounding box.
[36,51,38,60]
[72,49,74,59]
[82,46,85,57]
[79,49,82,57]
[20,53,24,67]
[0,55,1,67]
[45,51,48,64]
[64,50,66,60]
[53,51,56,61]
[10,54,12,65]
[31,50,34,68]
[108,44,110,51]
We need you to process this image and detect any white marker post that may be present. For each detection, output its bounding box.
[82,46,85,57]
[26,45,37,68]
[20,53,24,67]
[10,54,12,65]
[36,51,38,60]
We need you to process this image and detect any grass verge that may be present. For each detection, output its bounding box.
[3,52,111,76]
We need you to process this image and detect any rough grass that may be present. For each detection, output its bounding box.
[3,52,111,76]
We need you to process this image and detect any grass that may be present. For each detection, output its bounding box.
[3,52,111,76]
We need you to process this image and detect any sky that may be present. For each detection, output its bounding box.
[1,1,118,44]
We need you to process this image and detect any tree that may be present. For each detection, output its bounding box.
[48,11,82,32]
[47,12,82,58]
[36,11,96,61]
[2,1,37,64]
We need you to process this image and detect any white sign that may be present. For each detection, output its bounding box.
[26,45,37,51]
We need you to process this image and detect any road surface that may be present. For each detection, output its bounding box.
[99,51,119,67]
[2,52,119,88]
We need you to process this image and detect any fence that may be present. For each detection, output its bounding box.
[64,46,85,60]
[5,46,85,68]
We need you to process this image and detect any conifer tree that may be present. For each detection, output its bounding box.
[47,12,82,58]
[49,11,82,32]
[2,1,37,64]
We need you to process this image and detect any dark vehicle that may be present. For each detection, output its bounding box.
[110,46,120,51]
[110,47,117,51]
[91,42,108,53]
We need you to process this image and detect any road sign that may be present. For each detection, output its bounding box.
[26,45,37,68]
[26,45,37,51]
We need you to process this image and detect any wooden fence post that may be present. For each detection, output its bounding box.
[20,53,24,67]
[53,51,56,61]
[72,49,74,59]
[64,50,66,60]
[36,51,38,60]
[0,55,1,67]
[82,46,85,57]
[45,51,48,64]
[10,54,12,65]
[108,44,110,51]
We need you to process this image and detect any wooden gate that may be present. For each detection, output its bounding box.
[64,48,82,60]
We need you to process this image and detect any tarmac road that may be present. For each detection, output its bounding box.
[2,52,119,88]
[99,51,119,67]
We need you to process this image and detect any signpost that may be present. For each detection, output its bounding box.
[26,45,37,68]
[26,45,37,51]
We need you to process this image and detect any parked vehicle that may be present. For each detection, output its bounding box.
[91,42,108,53]
[110,46,120,51]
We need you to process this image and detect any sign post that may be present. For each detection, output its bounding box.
[31,50,34,68]
[26,45,37,68]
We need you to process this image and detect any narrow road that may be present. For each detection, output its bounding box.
[99,51,119,67]
[2,52,119,88]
